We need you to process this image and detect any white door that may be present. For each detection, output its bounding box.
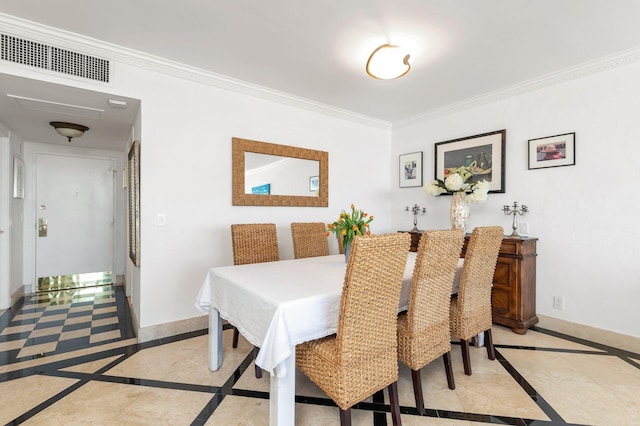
[36,153,115,279]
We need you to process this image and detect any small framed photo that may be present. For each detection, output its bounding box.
[309,175,319,192]
[434,129,506,193]
[528,133,576,170]
[399,152,423,188]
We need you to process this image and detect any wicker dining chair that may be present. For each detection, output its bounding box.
[397,228,465,415]
[291,222,330,259]
[296,233,410,426]
[450,226,503,376]
[337,234,345,254]
[230,223,280,379]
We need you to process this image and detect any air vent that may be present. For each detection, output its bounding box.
[1,34,109,83]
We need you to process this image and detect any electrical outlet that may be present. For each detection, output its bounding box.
[553,296,564,310]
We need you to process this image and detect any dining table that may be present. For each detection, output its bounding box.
[195,252,463,426]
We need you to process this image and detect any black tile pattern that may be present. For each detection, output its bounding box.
[1,289,639,425]
[0,285,135,366]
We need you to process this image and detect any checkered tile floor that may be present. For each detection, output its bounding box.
[0,285,135,366]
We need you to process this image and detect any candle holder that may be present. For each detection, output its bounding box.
[502,202,529,237]
[405,204,426,232]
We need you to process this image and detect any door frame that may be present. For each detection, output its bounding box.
[25,143,125,294]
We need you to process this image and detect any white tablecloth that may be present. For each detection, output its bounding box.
[196,253,463,377]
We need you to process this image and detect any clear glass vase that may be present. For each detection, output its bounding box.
[344,241,351,263]
[450,191,470,232]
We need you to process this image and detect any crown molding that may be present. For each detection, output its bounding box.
[4,13,638,132]
[0,14,392,131]
[395,45,640,128]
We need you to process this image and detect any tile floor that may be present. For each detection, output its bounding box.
[1,285,639,425]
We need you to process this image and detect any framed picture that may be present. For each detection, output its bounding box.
[309,175,319,192]
[528,132,575,170]
[434,129,506,193]
[13,157,25,199]
[399,151,423,188]
[127,140,140,267]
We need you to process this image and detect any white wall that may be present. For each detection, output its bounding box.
[9,131,23,300]
[109,63,393,329]
[0,122,25,307]
[391,61,640,338]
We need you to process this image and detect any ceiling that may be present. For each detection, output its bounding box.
[2,0,640,150]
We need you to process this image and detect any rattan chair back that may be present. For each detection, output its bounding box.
[451,226,503,340]
[398,229,464,369]
[337,233,410,367]
[291,222,330,259]
[296,233,410,413]
[230,223,279,265]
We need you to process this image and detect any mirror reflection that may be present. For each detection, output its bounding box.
[245,153,320,197]
[232,137,328,207]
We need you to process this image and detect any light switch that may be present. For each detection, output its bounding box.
[157,213,166,226]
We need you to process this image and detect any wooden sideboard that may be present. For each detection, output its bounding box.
[400,230,538,334]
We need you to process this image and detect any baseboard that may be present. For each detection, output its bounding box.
[137,315,208,343]
[127,296,140,340]
[537,314,640,354]
[12,286,26,306]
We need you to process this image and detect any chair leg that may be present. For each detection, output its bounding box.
[484,329,496,360]
[254,346,263,379]
[388,381,402,426]
[232,327,239,348]
[410,369,425,415]
[339,408,351,426]
[460,339,472,375]
[442,352,455,390]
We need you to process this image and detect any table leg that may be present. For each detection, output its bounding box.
[269,349,296,426]
[209,307,223,371]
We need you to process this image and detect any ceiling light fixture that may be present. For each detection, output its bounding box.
[366,44,411,80]
[49,121,89,143]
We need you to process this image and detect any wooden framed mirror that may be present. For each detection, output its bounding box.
[232,137,328,207]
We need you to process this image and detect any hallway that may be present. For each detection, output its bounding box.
[1,285,639,425]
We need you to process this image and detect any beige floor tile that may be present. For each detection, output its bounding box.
[28,326,63,338]
[64,315,92,325]
[106,331,252,386]
[86,337,138,354]
[22,381,212,425]
[17,341,58,358]
[12,311,43,321]
[59,328,91,341]
[68,305,93,313]
[60,355,124,373]
[44,304,71,312]
[92,306,117,315]
[91,316,119,327]
[38,313,67,323]
[0,375,78,425]
[397,362,464,413]
[89,330,121,344]
[492,325,604,351]
[204,395,376,426]
[502,348,640,423]
[94,297,115,305]
[0,338,27,352]
[1,323,36,335]
[530,379,640,425]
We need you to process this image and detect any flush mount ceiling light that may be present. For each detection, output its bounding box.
[366,44,411,80]
[49,121,89,143]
